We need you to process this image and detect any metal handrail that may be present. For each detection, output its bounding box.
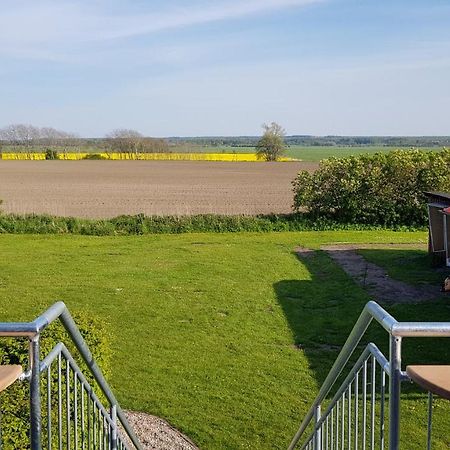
[0,301,143,450]
[41,343,116,428]
[288,300,450,450]
[299,342,389,449]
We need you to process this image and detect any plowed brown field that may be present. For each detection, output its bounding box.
[0,160,317,218]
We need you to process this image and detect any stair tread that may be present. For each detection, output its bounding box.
[406,365,450,400]
[0,365,22,392]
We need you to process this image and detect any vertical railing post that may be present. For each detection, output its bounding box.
[30,335,42,450]
[110,405,118,450]
[314,404,321,450]
[427,392,433,450]
[389,335,402,450]
[0,397,3,450]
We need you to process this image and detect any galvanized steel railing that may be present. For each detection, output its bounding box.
[298,343,390,450]
[288,301,450,450]
[0,302,143,450]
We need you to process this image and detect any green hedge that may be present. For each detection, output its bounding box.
[0,212,423,235]
[293,149,450,226]
[0,311,111,449]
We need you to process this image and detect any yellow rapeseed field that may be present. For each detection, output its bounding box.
[1,153,47,160]
[0,152,294,161]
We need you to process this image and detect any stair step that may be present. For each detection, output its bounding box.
[406,365,450,400]
[0,365,23,392]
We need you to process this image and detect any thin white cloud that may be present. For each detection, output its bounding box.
[98,0,323,40]
[0,0,322,46]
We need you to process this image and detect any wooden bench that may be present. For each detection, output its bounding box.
[406,365,450,400]
[0,365,23,392]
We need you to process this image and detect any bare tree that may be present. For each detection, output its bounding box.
[106,129,169,156]
[106,129,144,157]
[0,124,77,157]
[39,127,77,157]
[0,124,39,145]
[0,124,41,158]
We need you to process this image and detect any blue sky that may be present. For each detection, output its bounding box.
[1,0,449,137]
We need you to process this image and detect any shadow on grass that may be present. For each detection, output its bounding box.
[274,248,450,390]
[273,249,373,387]
[357,247,450,288]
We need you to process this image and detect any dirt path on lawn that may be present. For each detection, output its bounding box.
[296,243,442,304]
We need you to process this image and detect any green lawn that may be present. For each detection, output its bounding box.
[1,231,449,449]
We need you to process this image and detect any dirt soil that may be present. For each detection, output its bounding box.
[0,160,316,218]
[296,244,441,304]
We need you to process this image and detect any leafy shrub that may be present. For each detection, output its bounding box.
[0,310,111,449]
[82,153,107,160]
[293,149,450,226]
[44,148,59,160]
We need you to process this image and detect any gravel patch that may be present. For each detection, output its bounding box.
[123,411,199,450]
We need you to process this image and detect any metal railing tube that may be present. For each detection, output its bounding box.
[288,302,398,449]
[59,345,114,426]
[288,304,375,449]
[33,302,67,334]
[309,343,387,441]
[365,301,397,332]
[0,323,38,337]
[391,322,450,337]
[0,302,66,337]
[388,336,402,450]
[313,405,321,450]
[427,392,433,450]
[288,300,450,449]
[57,308,143,450]
[111,405,118,450]
[40,342,65,371]
[30,335,42,450]
[4,302,142,449]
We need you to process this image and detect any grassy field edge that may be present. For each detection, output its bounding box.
[0,212,426,235]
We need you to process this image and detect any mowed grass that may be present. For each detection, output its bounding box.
[1,231,450,449]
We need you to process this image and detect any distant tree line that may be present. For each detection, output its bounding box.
[0,124,169,154]
[0,124,78,157]
[169,135,450,148]
[0,124,76,146]
[1,124,449,153]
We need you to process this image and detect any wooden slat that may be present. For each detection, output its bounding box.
[0,365,22,392]
[406,365,450,400]
[429,205,445,252]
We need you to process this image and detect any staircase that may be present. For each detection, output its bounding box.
[1,301,449,449]
[0,302,142,450]
[287,301,450,450]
